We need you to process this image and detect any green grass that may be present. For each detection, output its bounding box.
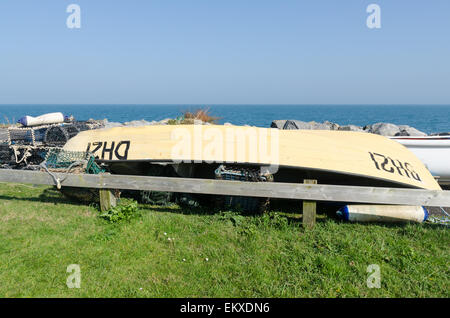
[0,183,448,298]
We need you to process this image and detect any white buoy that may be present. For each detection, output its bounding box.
[18,112,65,127]
[337,205,428,223]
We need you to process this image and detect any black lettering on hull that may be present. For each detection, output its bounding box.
[85,140,131,160]
[86,142,103,158]
[102,141,115,160]
[405,162,422,181]
[114,141,130,160]
[369,152,422,182]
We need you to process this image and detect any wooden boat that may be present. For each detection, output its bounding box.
[63,125,441,191]
[391,135,450,186]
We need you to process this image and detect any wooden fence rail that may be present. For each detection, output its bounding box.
[0,169,449,207]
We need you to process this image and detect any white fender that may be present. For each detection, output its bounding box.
[18,112,65,127]
[337,205,428,223]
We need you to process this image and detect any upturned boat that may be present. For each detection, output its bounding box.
[63,124,441,191]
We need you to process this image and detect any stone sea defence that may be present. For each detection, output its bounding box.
[0,118,447,140]
[103,118,435,137]
[270,120,440,136]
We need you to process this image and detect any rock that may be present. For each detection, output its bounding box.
[394,130,410,136]
[104,117,218,127]
[338,125,365,132]
[282,120,307,130]
[272,119,428,136]
[273,120,340,130]
[396,125,427,136]
[282,120,311,130]
[125,120,148,126]
[430,132,450,136]
[104,121,124,128]
[270,120,287,129]
[282,120,333,130]
[311,121,334,130]
[122,120,161,127]
[368,122,401,136]
[324,121,340,130]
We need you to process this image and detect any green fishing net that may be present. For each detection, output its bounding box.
[45,148,104,174]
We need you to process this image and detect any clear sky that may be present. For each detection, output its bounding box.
[0,0,449,104]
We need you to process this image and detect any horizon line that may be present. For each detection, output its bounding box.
[1,104,450,106]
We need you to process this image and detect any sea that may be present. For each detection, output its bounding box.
[0,104,449,134]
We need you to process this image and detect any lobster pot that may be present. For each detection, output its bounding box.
[44,125,79,146]
[337,205,428,223]
[0,145,13,163]
[8,128,35,145]
[214,165,273,214]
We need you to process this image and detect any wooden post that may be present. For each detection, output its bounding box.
[302,179,317,228]
[99,189,117,212]
[98,173,116,212]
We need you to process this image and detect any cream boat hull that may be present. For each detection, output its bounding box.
[63,125,441,190]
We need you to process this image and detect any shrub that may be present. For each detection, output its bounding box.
[99,201,140,223]
[182,108,220,124]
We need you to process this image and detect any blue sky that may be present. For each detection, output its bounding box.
[0,0,449,104]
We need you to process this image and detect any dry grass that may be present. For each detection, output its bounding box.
[0,116,17,128]
[182,108,220,124]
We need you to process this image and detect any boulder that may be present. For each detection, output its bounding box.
[324,120,340,130]
[282,120,334,130]
[272,120,340,130]
[282,120,309,130]
[338,125,365,132]
[123,120,152,127]
[367,123,401,136]
[430,132,450,136]
[397,125,427,136]
[272,119,428,136]
[104,121,124,128]
[311,121,334,130]
[270,120,287,129]
[394,130,410,136]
